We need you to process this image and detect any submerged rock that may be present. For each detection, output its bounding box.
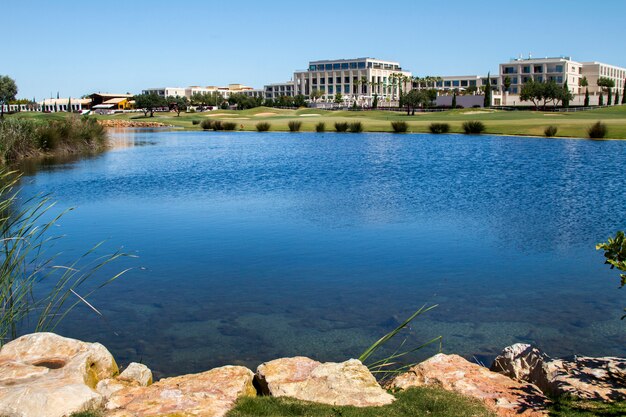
[255,356,394,407]
[390,353,549,417]
[0,332,118,417]
[105,365,256,417]
[491,343,626,401]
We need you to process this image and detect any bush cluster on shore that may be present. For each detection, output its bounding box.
[0,116,106,162]
[429,123,450,134]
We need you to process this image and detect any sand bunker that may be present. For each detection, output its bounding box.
[254,112,277,117]
[206,113,233,117]
[461,111,492,115]
[299,114,322,117]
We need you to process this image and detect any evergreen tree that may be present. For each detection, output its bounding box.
[483,72,492,108]
[67,97,72,112]
[584,88,590,107]
[372,94,378,109]
[608,88,613,105]
[623,81,626,104]
[562,81,570,108]
[599,93,604,106]
[615,88,621,106]
[451,92,457,108]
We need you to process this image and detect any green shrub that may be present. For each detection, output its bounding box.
[429,123,450,134]
[334,122,348,132]
[188,108,196,113]
[315,122,326,132]
[544,125,558,137]
[256,122,271,132]
[348,122,363,133]
[391,121,408,133]
[462,120,485,134]
[222,122,237,131]
[191,119,201,125]
[287,121,302,132]
[200,119,213,130]
[588,121,607,139]
[212,120,224,131]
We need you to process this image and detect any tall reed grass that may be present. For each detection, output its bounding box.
[0,117,106,162]
[0,170,130,345]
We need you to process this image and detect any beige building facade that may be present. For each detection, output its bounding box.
[294,58,412,104]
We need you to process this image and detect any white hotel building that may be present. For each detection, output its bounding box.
[499,56,626,105]
[293,58,412,105]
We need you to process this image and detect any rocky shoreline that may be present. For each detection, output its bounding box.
[0,333,624,417]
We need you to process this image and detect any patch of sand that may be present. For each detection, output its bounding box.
[299,114,322,117]
[461,111,492,115]
[254,112,277,117]
[543,113,564,116]
[206,113,232,117]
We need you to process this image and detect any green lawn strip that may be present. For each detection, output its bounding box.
[226,387,496,417]
[10,106,626,138]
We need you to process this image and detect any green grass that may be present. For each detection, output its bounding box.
[9,105,626,139]
[226,387,496,417]
[548,397,626,416]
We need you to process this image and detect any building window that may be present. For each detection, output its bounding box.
[309,65,316,71]
[328,86,334,94]
[344,76,350,83]
[358,62,365,69]
[523,66,530,74]
[461,80,468,87]
[557,76,563,83]
[469,80,477,86]
[325,64,332,70]
[320,78,325,85]
[336,77,341,84]
[349,62,357,69]
[344,85,350,93]
[444,81,451,87]
[333,63,340,70]
[436,81,443,87]
[312,79,317,85]
[504,67,516,74]
[556,65,563,72]
[534,65,542,73]
[452,80,460,87]
[367,62,372,68]
[511,77,518,84]
[341,63,349,69]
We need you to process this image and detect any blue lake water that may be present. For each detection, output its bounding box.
[17,129,626,378]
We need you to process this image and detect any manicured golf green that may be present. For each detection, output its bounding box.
[10,105,626,139]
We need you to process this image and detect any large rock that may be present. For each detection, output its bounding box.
[491,344,626,401]
[0,332,118,417]
[104,365,256,417]
[96,362,153,399]
[390,353,549,417]
[255,356,394,407]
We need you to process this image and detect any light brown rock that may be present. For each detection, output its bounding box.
[105,365,256,417]
[0,332,118,417]
[119,362,152,386]
[492,344,626,401]
[255,356,394,407]
[390,353,549,417]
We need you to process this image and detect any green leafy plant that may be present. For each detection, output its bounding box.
[222,122,237,131]
[429,123,450,134]
[348,122,363,133]
[256,122,271,132]
[359,305,442,383]
[544,126,558,137]
[391,121,408,133]
[587,121,607,139]
[597,231,626,318]
[462,121,485,134]
[191,119,201,125]
[334,122,348,133]
[315,122,326,133]
[0,171,130,345]
[287,121,302,132]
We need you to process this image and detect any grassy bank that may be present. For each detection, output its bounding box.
[12,105,626,139]
[0,116,106,163]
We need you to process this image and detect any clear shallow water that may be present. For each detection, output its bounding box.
[17,129,626,378]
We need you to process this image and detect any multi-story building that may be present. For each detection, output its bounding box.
[581,62,626,97]
[293,57,412,104]
[432,75,498,93]
[264,81,295,100]
[142,84,263,100]
[141,87,187,98]
[499,56,583,95]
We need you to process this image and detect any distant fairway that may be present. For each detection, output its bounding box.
[12,105,626,139]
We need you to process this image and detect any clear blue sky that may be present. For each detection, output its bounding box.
[4,0,626,99]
